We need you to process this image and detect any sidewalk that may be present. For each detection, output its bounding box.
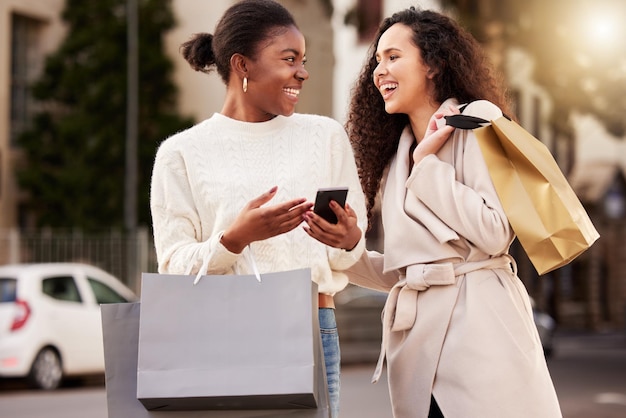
[340,363,392,418]
[553,329,626,353]
[338,330,626,418]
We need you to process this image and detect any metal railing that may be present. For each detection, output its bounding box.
[0,227,156,293]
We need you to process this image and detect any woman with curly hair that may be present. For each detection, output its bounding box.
[345,7,562,418]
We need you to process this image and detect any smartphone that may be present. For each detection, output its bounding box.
[313,187,348,224]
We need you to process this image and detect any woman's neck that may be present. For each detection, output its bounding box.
[408,101,440,143]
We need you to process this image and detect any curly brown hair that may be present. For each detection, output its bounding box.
[346,7,511,226]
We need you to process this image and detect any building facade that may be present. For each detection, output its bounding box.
[0,0,66,231]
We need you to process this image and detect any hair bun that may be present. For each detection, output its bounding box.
[181,32,216,73]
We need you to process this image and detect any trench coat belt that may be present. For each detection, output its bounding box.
[371,255,515,383]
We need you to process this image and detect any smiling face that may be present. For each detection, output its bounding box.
[242,25,309,121]
[373,23,435,116]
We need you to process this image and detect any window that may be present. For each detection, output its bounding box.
[0,278,18,303]
[88,277,129,304]
[346,0,382,43]
[532,95,541,138]
[10,14,42,146]
[509,89,521,121]
[42,276,82,303]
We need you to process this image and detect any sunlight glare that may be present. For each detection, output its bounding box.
[587,14,615,44]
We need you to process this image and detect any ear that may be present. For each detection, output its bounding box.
[230,53,248,79]
[426,67,437,79]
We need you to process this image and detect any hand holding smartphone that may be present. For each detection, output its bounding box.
[313,187,348,224]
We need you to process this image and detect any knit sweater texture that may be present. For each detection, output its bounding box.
[150,112,367,294]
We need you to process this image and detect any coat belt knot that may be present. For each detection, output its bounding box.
[392,263,456,331]
[372,255,514,383]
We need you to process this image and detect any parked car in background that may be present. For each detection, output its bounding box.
[0,263,137,390]
[531,297,556,357]
[336,285,556,364]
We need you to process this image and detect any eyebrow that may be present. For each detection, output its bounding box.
[282,48,305,56]
[376,47,402,56]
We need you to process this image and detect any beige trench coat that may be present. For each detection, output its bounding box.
[347,100,562,418]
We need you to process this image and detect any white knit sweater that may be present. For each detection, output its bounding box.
[150,112,367,294]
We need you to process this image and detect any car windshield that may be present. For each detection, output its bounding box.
[0,278,17,302]
[88,277,129,304]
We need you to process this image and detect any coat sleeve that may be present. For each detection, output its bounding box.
[406,100,514,256]
[324,121,368,270]
[345,250,400,292]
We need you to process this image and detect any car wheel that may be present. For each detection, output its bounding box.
[28,347,63,390]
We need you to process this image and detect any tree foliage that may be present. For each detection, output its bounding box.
[442,0,626,137]
[17,0,193,230]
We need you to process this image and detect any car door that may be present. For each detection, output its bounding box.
[80,274,134,372]
[41,274,98,374]
[0,277,18,339]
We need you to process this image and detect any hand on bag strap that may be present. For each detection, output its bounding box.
[444,102,512,130]
[444,114,490,130]
[193,245,262,285]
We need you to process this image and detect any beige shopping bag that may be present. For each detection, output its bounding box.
[446,114,600,275]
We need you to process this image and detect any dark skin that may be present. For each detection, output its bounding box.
[304,201,361,251]
[218,25,361,254]
[220,187,314,254]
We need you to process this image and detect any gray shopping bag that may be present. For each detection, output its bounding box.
[101,302,330,417]
[136,268,322,411]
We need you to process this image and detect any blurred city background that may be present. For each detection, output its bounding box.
[0,0,625,416]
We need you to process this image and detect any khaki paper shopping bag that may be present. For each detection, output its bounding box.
[446,114,600,275]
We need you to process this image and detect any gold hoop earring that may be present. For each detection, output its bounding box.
[243,77,248,93]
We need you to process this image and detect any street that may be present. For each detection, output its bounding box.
[341,331,626,417]
[544,331,626,418]
[0,331,624,417]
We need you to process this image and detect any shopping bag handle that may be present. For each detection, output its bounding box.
[193,245,262,285]
[444,114,491,130]
[445,102,512,130]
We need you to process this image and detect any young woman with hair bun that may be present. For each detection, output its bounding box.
[150,2,367,416]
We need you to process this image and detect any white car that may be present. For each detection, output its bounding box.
[0,262,138,390]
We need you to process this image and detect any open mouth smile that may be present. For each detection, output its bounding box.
[379,83,397,99]
[283,88,300,98]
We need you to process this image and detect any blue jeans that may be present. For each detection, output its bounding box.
[319,308,340,418]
